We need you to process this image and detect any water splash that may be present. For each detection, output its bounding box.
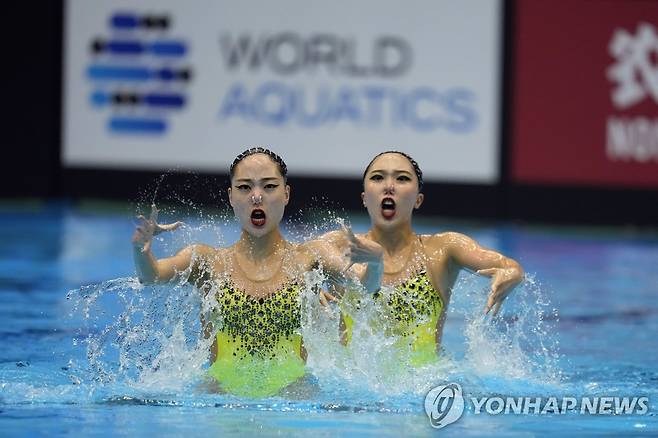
[66,272,562,405]
[63,199,563,406]
[67,276,212,393]
[300,271,563,400]
[151,174,167,205]
[448,272,563,395]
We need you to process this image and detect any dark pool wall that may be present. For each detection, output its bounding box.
[2,1,658,225]
[0,2,62,199]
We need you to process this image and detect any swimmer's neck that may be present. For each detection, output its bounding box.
[368,222,416,255]
[236,229,286,260]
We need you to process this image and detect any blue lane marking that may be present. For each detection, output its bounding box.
[109,118,167,134]
[87,66,151,81]
[111,14,138,29]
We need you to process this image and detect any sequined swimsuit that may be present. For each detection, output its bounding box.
[342,237,445,366]
[207,281,305,397]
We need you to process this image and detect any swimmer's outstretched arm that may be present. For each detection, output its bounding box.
[131,204,209,284]
[341,225,384,294]
[440,232,524,316]
[307,226,384,294]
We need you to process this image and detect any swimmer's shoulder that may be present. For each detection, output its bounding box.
[317,229,347,245]
[288,240,305,255]
[179,244,228,269]
[296,234,349,273]
[421,231,474,252]
[179,243,219,257]
[295,238,329,262]
[298,230,345,253]
[279,241,319,274]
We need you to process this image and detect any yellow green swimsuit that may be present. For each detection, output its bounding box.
[207,282,305,398]
[342,270,444,366]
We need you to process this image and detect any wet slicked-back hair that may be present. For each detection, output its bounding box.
[362,150,424,192]
[229,147,288,182]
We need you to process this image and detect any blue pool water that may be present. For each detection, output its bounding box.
[0,201,657,437]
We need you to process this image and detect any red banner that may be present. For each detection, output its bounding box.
[511,0,658,188]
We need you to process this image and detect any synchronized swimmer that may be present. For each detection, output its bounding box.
[132,147,381,397]
[131,147,523,396]
[339,151,523,365]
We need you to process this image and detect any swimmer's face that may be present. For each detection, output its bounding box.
[362,153,424,228]
[228,154,290,237]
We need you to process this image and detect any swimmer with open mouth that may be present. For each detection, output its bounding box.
[339,150,524,366]
[250,208,266,227]
[381,197,396,220]
[131,147,384,397]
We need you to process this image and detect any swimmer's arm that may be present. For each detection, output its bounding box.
[299,236,346,291]
[133,244,212,284]
[342,228,384,295]
[311,229,384,294]
[440,232,524,314]
[358,259,384,295]
[132,204,192,284]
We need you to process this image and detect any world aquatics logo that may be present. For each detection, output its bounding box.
[87,12,192,135]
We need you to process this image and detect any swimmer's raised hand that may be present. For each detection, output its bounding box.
[340,225,384,295]
[132,204,183,253]
[319,290,338,307]
[477,267,522,316]
[341,225,384,273]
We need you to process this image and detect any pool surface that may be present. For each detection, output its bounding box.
[0,201,656,437]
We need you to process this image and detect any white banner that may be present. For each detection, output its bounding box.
[63,0,502,183]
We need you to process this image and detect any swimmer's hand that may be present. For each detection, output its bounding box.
[132,204,183,253]
[477,267,522,316]
[341,225,384,273]
[319,290,338,307]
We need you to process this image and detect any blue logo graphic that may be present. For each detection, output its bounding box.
[87,12,192,135]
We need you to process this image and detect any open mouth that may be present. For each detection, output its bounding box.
[250,209,266,227]
[381,197,396,219]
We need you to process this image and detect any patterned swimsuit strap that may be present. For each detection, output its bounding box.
[415,235,447,307]
[411,234,429,275]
